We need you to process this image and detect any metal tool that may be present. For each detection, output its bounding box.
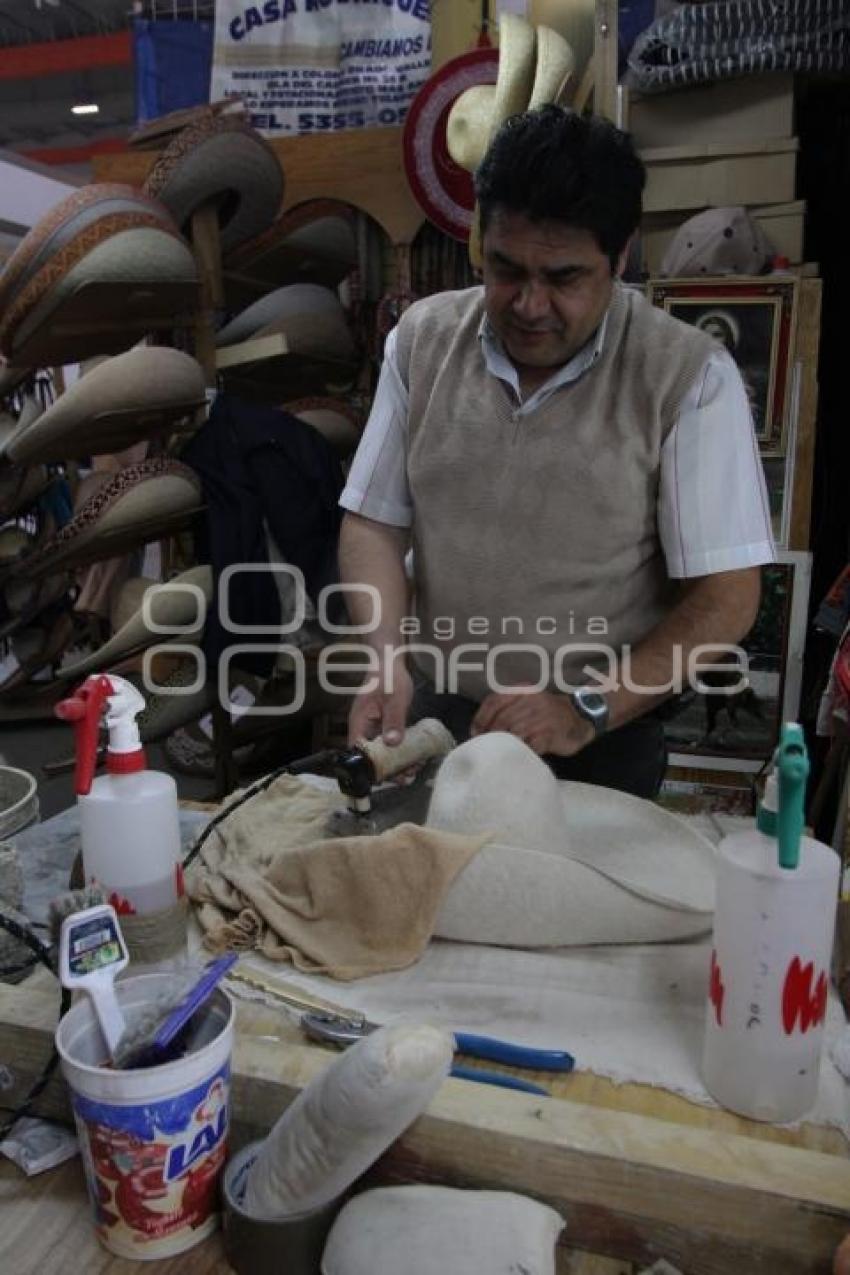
[301,1011,575,1096]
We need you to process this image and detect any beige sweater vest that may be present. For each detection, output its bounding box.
[396,283,715,701]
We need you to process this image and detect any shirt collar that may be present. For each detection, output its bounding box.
[477,305,609,410]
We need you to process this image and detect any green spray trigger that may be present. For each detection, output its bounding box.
[775,722,809,870]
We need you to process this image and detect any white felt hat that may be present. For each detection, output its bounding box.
[426,733,716,915]
[215,283,355,362]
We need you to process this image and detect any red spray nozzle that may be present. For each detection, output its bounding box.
[55,674,113,795]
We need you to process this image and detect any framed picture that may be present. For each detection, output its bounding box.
[647,276,799,456]
[664,550,812,773]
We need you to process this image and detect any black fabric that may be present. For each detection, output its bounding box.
[410,676,668,800]
[183,394,344,676]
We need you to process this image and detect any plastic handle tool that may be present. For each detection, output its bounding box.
[150,954,238,1055]
[58,903,129,1059]
[449,1065,548,1095]
[453,1031,574,1072]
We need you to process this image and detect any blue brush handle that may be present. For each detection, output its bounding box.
[453,1032,574,1073]
[450,1064,548,1095]
[152,954,238,1052]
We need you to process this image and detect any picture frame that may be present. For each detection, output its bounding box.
[647,276,799,456]
[664,550,812,774]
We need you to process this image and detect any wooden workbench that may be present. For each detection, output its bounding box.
[1,976,849,1275]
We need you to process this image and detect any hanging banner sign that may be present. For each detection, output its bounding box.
[210,0,432,136]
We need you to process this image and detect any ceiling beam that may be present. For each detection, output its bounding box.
[0,30,131,80]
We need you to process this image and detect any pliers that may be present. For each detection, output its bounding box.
[301,1011,575,1097]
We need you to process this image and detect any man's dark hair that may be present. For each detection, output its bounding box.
[474,107,646,269]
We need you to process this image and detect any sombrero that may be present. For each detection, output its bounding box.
[4,458,202,582]
[402,46,498,241]
[282,397,361,459]
[60,565,212,681]
[224,199,358,299]
[215,283,356,363]
[143,114,285,253]
[3,347,207,466]
[445,18,575,266]
[0,185,199,365]
[129,99,242,150]
[427,733,717,947]
[446,15,538,172]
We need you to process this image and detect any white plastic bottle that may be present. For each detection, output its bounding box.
[57,674,185,919]
[701,726,839,1122]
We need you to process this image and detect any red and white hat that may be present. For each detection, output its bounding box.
[402,46,498,242]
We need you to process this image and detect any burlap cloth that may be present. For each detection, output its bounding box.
[186,775,486,980]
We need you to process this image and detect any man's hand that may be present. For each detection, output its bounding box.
[347,661,413,746]
[834,1235,850,1274]
[471,688,594,756]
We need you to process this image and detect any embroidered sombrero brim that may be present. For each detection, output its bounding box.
[2,227,199,368]
[5,459,202,582]
[225,199,357,299]
[60,565,212,681]
[283,397,362,459]
[216,283,356,363]
[143,115,284,253]
[4,347,207,466]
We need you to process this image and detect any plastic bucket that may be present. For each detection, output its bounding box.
[55,971,234,1260]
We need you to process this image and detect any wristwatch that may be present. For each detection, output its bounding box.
[570,687,609,737]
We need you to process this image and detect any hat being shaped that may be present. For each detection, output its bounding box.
[4,347,206,466]
[659,207,776,277]
[0,185,198,366]
[426,733,716,947]
[143,114,285,253]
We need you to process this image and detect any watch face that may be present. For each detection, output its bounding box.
[574,689,608,729]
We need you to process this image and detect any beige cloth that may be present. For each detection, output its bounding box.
[186,774,486,978]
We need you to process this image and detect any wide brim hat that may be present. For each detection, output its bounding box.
[447,19,575,268]
[225,199,358,302]
[143,115,284,253]
[0,185,199,365]
[215,283,356,363]
[446,15,538,173]
[60,564,212,681]
[282,397,361,459]
[4,458,202,583]
[3,347,207,466]
[403,46,499,242]
[426,733,716,914]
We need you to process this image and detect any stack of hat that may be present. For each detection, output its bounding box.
[224,199,358,308]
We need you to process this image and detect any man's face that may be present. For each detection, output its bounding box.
[481,210,621,372]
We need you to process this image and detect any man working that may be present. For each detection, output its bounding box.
[338,107,775,798]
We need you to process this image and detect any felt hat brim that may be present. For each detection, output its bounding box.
[5,459,202,582]
[225,199,358,300]
[282,397,361,459]
[60,565,212,681]
[426,733,716,914]
[4,347,207,465]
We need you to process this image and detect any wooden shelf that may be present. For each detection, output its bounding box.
[215,331,359,401]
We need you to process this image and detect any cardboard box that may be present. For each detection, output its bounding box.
[629,74,795,149]
[641,138,798,214]
[640,200,806,274]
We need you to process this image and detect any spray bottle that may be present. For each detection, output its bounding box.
[701,723,839,1122]
[55,675,186,944]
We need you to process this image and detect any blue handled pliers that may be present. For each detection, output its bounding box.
[300,1012,574,1097]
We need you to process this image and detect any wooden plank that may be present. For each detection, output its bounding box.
[94,128,425,247]
[592,0,619,123]
[788,278,822,551]
[2,984,848,1273]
